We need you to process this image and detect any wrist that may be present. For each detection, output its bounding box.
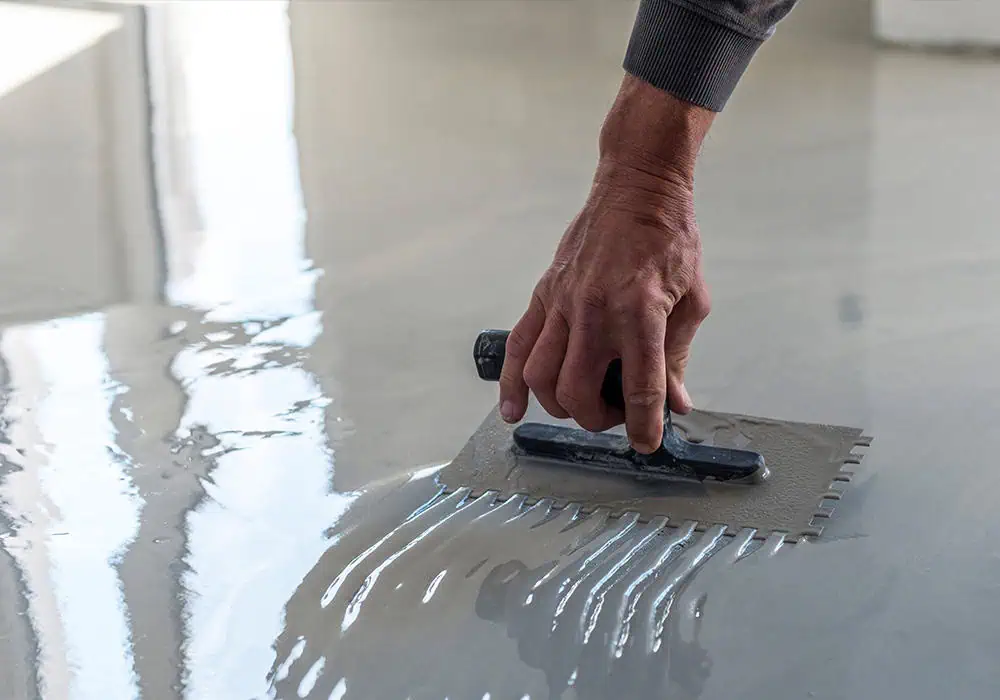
[597,74,715,187]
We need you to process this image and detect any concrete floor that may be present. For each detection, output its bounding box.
[1,0,1000,698]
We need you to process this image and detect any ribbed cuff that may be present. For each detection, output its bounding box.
[623,0,763,112]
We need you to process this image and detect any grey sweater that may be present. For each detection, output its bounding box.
[624,0,799,111]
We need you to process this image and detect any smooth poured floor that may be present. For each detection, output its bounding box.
[2,0,1000,698]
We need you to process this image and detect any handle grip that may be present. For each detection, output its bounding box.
[474,329,627,413]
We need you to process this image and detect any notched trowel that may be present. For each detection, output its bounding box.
[474,329,768,485]
[439,329,872,540]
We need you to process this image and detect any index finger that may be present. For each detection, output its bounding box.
[498,293,545,423]
[619,308,668,454]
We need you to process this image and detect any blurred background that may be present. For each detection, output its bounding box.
[1,1,999,698]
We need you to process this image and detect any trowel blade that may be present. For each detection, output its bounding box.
[436,406,870,541]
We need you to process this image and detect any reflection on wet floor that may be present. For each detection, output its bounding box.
[265,468,894,700]
[267,469,773,700]
[0,2,349,697]
[0,307,355,699]
[2,0,1000,697]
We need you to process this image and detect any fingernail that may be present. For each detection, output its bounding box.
[633,440,657,455]
[500,400,516,422]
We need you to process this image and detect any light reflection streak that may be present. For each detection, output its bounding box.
[147,0,318,324]
[0,1,353,697]
[0,315,141,699]
[141,2,353,698]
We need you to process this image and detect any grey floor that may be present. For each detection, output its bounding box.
[1,0,1000,698]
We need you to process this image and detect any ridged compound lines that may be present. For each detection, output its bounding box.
[268,483,789,700]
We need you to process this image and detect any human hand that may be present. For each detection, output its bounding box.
[498,75,715,454]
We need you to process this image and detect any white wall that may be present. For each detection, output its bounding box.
[0,3,161,327]
[875,0,1000,48]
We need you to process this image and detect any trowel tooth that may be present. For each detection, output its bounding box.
[598,505,620,519]
[518,498,551,520]
[822,491,843,501]
[561,503,582,519]
[649,515,670,530]
[763,531,787,545]
[844,452,864,464]
[553,497,573,512]
[812,506,835,519]
[719,522,743,538]
[761,531,787,552]
[538,504,577,532]
[614,508,653,523]
[487,490,521,507]
[481,490,501,506]
[854,435,873,447]
[720,523,740,538]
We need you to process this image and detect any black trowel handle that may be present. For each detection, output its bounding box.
[474,329,626,412]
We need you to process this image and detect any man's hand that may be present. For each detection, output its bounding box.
[498,75,715,454]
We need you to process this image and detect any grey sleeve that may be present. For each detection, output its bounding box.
[623,0,800,111]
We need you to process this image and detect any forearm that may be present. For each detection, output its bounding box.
[624,0,801,112]
[598,74,715,188]
[596,0,798,189]
[589,75,710,237]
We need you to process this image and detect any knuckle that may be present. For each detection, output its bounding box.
[505,326,533,359]
[626,387,666,407]
[668,288,684,312]
[498,364,523,390]
[616,283,671,319]
[555,380,606,430]
[522,360,551,393]
[554,385,583,413]
[534,272,556,299]
[556,387,603,433]
[691,288,712,320]
[522,364,541,390]
[665,349,690,372]
[538,265,562,288]
[658,286,682,314]
[498,367,515,387]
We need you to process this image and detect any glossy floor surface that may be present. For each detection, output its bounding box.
[1,1,1000,698]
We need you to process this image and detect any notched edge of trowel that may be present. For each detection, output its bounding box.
[446,416,874,545]
[800,435,872,542]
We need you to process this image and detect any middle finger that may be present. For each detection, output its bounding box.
[556,318,621,432]
[522,313,571,420]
